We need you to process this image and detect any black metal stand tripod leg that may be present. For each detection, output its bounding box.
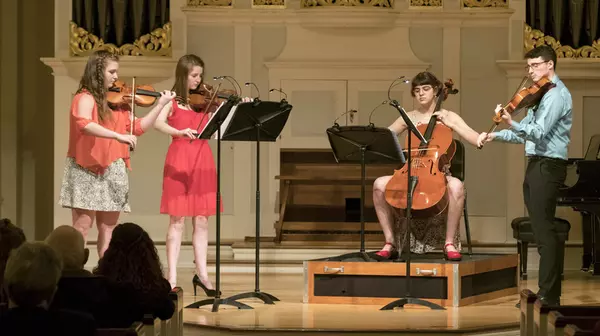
[223,124,279,304]
[378,126,444,311]
[185,104,253,312]
[359,146,372,262]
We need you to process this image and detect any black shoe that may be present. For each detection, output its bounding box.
[192,274,221,297]
[539,295,560,306]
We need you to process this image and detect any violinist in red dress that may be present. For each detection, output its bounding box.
[154,54,251,294]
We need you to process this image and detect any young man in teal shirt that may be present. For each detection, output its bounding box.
[478,45,572,306]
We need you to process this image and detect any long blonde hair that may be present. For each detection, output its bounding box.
[76,50,119,121]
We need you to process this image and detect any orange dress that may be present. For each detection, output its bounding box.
[160,100,222,217]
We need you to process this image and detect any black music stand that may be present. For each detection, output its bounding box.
[326,125,405,262]
[379,100,445,311]
[219,99,292,305]
[185,96,253,312]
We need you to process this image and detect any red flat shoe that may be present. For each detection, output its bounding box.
[375,242,398,260]
[444,243,462,261]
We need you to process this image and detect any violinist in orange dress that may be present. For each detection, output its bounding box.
[153,54,252,292]
[478,45,571,306]
[373,71,481,262]
[59,50,176,258]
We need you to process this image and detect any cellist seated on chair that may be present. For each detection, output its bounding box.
[373,71,480,262]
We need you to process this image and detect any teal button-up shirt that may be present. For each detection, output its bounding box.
[492,74,572,160]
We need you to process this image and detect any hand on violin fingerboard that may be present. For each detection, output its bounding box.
[494,104,512,124]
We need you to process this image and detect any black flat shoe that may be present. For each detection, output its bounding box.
[192,274,221,297]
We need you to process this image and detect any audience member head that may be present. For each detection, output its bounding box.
[93,222,164,293]
[0,218,26,297]
[4,241,63,308]
[45,225,89,271]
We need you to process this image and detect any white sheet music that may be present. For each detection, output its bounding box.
[217,105,237,139]
[197,101,238,139]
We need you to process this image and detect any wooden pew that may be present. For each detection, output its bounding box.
[534,301,600,336]
[548,312,600,336]
[564,324,597,336]
[162,287,183,336]
[519,289,538,336]
[143,314,161,336]
[274,148,397,243]
[95,321,145,336]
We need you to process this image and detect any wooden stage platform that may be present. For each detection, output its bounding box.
[179,268,600,336]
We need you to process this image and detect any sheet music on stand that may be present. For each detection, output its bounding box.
[198,101,239,140]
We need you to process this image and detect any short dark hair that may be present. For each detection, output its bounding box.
[524,45,557,70]
[410,72,442,97]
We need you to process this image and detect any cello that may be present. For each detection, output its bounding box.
[384,79,459,219]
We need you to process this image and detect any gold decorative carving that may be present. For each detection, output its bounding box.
[410,0,442,6]
[462,0,507,7]
[253,0,285,6]
[301,0,393,7]
[524,24,600,58]
[187,0,233,6]
[70,21,172,57]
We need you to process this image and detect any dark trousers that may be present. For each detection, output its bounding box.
[523,156,567,299]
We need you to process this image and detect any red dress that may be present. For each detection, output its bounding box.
[160,100,222,217]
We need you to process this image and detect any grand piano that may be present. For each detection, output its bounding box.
[557,134,600,275]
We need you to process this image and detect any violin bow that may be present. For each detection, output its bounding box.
[189,82,221,143]
[130,76,137,151]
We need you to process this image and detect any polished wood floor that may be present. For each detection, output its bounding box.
[177,268,600,335]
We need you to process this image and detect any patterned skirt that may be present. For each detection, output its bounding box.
[59,157,131,212]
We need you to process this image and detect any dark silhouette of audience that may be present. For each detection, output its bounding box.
[0,241,96,335]
[46,225,114,327]
[93,222,175,327]
[0,221,175,333]
[0,218,26,305]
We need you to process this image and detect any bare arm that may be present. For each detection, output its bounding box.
[445,112,480,147]
[153,101,197,139]
[388,116,407,136]
[153,101,179,136]
[138,96,171,132]
[77,94,120,139]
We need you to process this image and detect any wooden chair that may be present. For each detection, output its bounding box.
[162,287,183,336]
[95,322,145,336]
[564,324,598,336]
[548,311,600,336]
[143,314,161,336]
[519,289,538,336]
[533,301,600,336]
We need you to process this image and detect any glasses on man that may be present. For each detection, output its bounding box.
[525,61,548,70]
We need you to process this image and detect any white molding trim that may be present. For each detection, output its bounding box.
[40,56,178,81]
[497,59,600,79]
[181,7,514,27]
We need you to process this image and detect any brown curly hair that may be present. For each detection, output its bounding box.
[93,222,164,294]
[76,50,120,121]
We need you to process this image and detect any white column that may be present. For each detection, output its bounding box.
[508,0,526,60]
[442,23,461,115]
[0,0,19,222]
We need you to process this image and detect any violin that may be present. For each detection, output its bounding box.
[478,75,555,149]
[384,79,459,219]
[187,83,236,113]
[107,80,162,108]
